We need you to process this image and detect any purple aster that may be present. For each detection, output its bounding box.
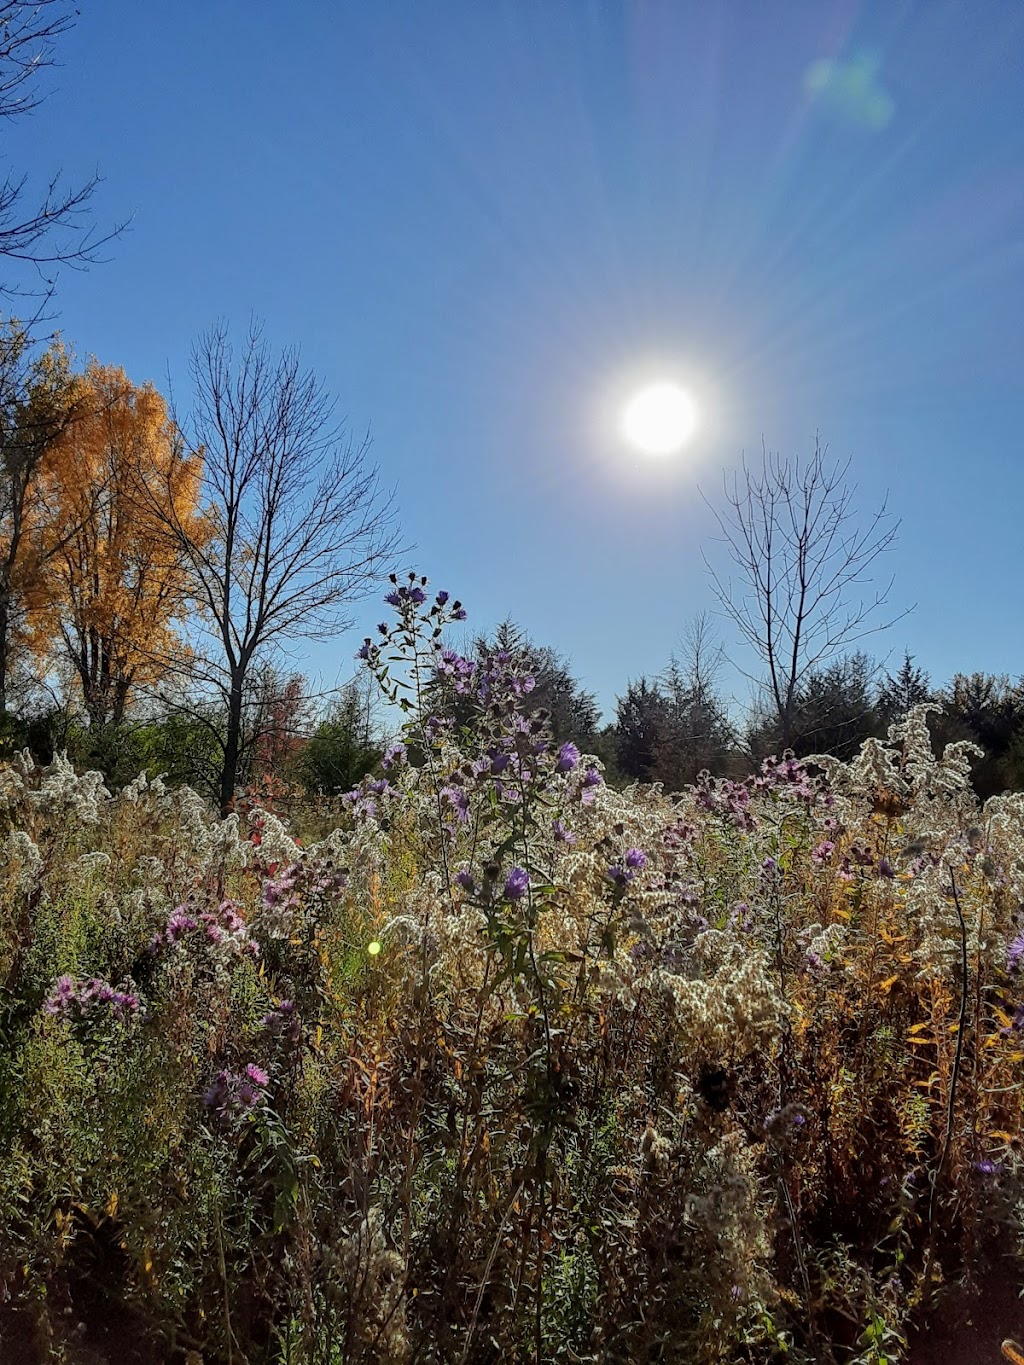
[203,1071,230,1109]
[357,640,372,660]
[246,1063,269,1087]
[452,608,467,621]
[551,819,576,846]
[556,741,581,773]
[606,862,636,888]
[166,908,198,941]
[436,590,449,606]
[441,786,470,822]
[504,867,530,901]
[455,870,476,893]
[811,840,835,865]
[384,590,402,607]
[624,848,647,871]
[1008,931,1024,973]
[382,743,407,770]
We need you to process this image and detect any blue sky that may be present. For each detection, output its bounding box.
[7,1,1023,719]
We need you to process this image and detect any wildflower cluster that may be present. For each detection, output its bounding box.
[44,974,139,1019]
[152,897,259,959]
[203,1062,270,1120]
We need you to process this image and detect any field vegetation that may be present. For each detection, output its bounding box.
[1,580,1023,1363]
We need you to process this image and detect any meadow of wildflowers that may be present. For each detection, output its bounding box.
[1,576,1024,1362]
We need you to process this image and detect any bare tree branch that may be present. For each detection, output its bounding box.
[144,321,402,812]
[702,434,910,750]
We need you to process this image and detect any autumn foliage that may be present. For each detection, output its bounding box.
[13,356,205,724]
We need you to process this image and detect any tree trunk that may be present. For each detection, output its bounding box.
[0,595,9,719]
[220,675,244,816]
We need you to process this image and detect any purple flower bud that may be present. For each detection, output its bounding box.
[436,590,449,606]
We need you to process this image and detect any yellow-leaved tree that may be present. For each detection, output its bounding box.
[29,362,205,726]
[0,322,80,717]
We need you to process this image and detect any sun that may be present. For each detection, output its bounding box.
[622,382,698,455]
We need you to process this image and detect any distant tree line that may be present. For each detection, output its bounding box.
[1,338,1020,809]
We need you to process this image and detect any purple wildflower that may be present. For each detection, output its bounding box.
[504,867,530,901]
[436,590,449,606]
[1008,932,1024,973]
[811,840,835,865]
[624,848,647,871]
[455,869,476,893]
[45,974,139,1020]
[441,785,470,823]
[551,819,576,846]
[556,741,580,773]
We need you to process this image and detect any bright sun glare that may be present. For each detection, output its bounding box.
[622,382,698,455]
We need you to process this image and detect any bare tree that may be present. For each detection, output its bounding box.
[150,322,400,813]
[0,0,121,294]
[704,436,904,751]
